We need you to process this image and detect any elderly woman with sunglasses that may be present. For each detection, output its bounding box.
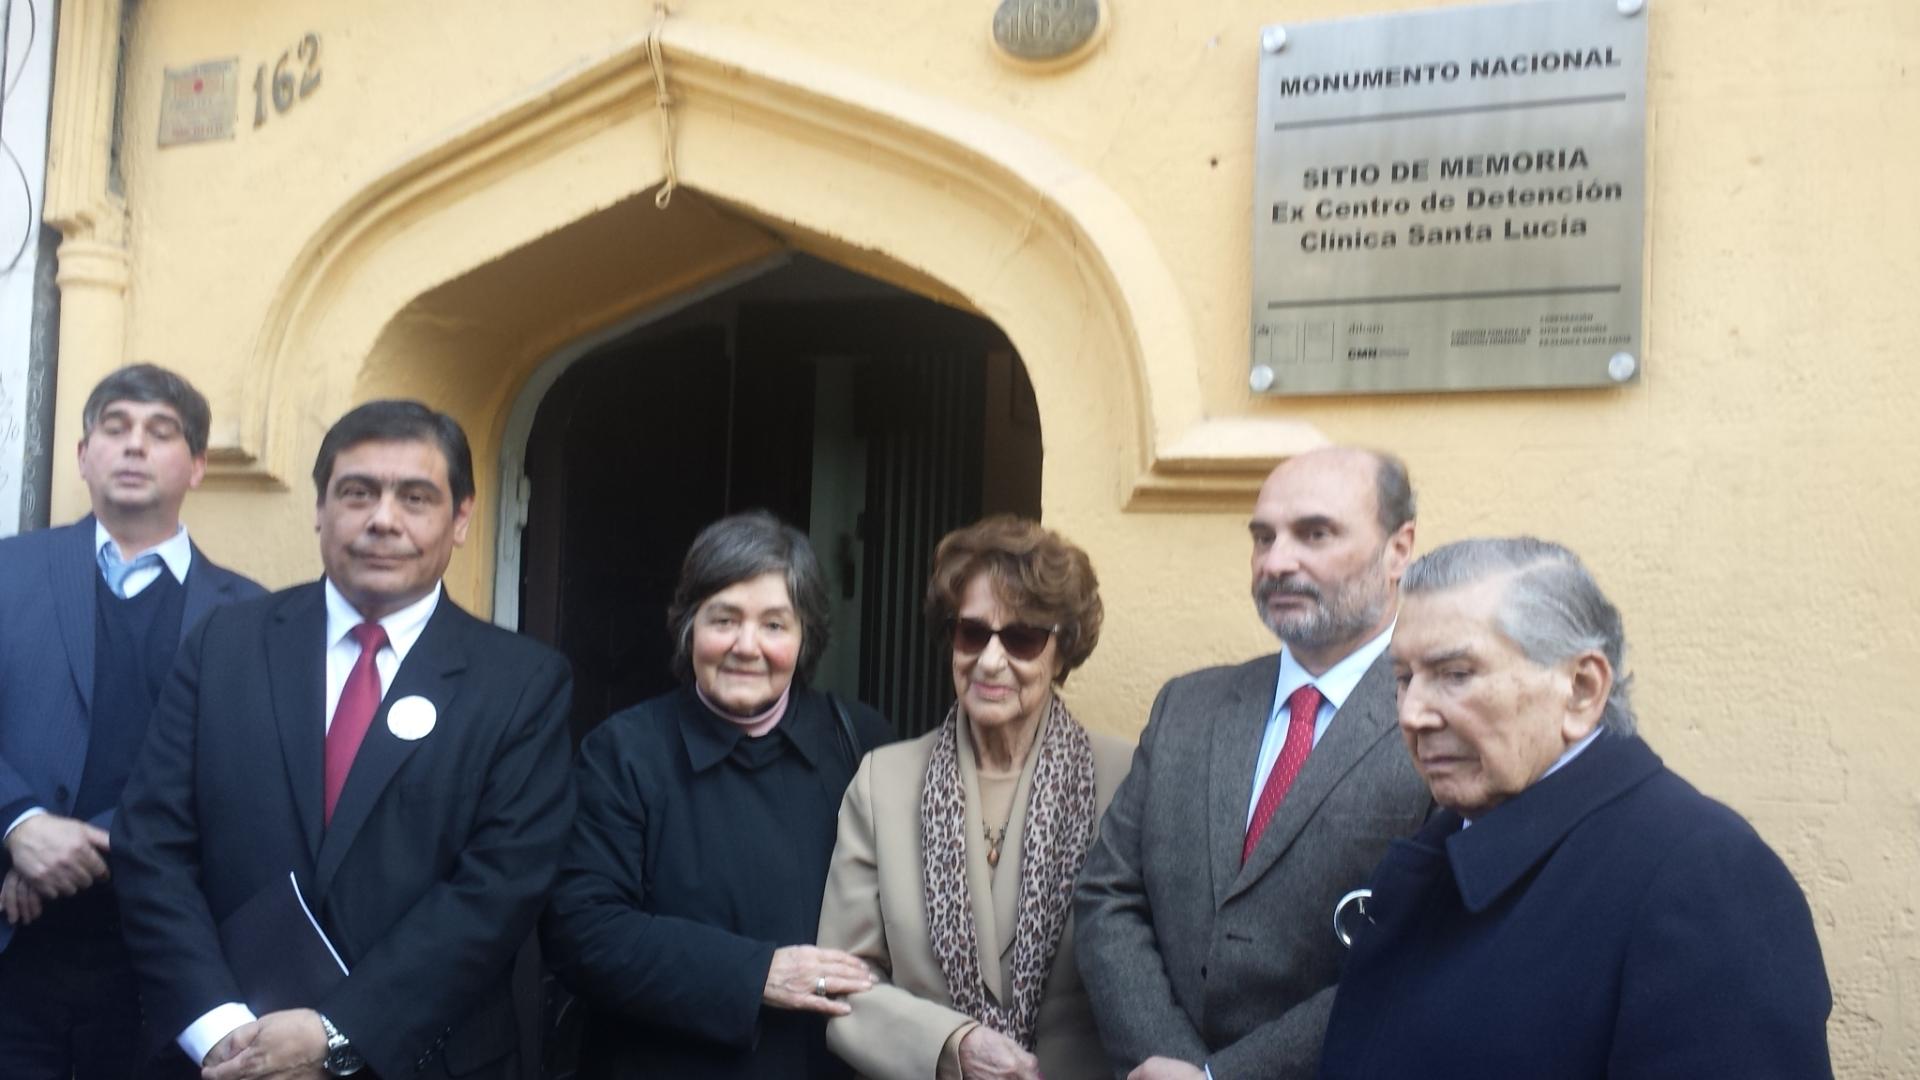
[817,516,1132,1080]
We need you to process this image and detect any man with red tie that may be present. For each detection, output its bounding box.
[114,400,576,1080]
[1074,447,1433,1080]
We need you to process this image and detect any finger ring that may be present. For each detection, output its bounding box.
[814,976,829,996]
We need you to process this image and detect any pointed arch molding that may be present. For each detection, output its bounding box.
[226,20,1321,509]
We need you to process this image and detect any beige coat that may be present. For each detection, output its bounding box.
[819,711,1133,1080]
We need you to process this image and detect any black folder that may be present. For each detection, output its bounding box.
[216,871,350,1014]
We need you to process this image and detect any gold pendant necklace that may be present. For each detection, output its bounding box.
[983,815,1013,868]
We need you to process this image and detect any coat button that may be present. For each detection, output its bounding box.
[54,786,70,806]
[1200,964,1208,979]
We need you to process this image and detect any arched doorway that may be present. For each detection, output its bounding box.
[513,256,1042,743]
[216,26,1247,741]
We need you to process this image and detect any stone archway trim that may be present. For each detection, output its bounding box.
[226,19,1321,509]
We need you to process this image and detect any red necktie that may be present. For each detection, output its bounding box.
[1243,684,1323,864]
[324,623,389,825]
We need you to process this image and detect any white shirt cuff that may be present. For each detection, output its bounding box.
[4,807,48,840]
[179,1003,258,1065]
[1205,1066,1215,1080]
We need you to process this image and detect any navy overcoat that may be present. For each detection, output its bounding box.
[1320,732,1832,1080]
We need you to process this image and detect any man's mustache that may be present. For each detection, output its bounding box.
[1257,578,1322,604]
[349,545,421,559]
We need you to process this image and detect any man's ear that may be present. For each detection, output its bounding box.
[1382,521,1416,581]
[451,496,475,546]
[1561,650,1612,743]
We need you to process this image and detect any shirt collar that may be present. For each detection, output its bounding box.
[323,578,442,660]
[1541,727,1603,781]
[677,685,834,774]
[1274,619,1396,716]
[95,520,193,584]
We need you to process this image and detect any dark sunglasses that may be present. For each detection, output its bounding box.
[950,617,1057,661]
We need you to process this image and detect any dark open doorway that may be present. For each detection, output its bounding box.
[517,257,1043,745]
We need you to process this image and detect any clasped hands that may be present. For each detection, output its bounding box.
[2,813,112,925]
[201,1008,329,1080]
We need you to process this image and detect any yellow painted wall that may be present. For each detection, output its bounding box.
[44,0,1919,1072]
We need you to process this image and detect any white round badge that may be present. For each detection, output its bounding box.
[386,695,438,741]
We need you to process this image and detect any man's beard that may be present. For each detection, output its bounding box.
[1254,560,1392,653]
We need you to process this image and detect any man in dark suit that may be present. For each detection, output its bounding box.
[115,400,576,1080]
[1319,537,1832,1079]
[0,364,263,1078]
[1075,447,1432,1080]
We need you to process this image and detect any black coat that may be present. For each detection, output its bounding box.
[1319,732,1832,1080]
[113,583,577,1079]
[542,685,890,1079]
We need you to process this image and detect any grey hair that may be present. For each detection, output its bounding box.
[665,511,832,685]
[1369,449,1417,536]
[1401,537,1635,735]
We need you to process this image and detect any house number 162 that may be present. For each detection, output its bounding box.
[253,33,322,127]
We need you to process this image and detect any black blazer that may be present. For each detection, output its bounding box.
[113,582,576,1079]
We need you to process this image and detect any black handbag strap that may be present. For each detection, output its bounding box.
[826,692,861,770]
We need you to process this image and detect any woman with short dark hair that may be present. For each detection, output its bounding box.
[543,511,891,1079]
[818,516,1131,1080]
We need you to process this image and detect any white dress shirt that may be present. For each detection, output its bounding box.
[1245,622,1395,826]
[2,525,195,842]
[322,580,440,729]
[177,580,443,1064]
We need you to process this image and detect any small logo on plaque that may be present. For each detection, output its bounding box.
[992,0,1103,66]
[158,59,239,147]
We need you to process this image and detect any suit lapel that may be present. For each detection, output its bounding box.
[1227,654,1398,902]
[314,600,469,895]
[266,585,329,863]
[51,518,99,711]
[178,544,224,643]
[1210,656,1279,910]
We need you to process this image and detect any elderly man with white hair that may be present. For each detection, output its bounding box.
[1319,537,1832,1080]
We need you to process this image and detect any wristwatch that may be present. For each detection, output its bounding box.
[317,1013,364,1076]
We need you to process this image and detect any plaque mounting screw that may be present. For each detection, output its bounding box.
[1250,365,1277,392]
[1261,27,1288,54]
[1608,353,1638,382]
[1616,0,1645,16]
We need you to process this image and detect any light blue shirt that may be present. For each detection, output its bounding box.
[94,520,193,596]
[1245,622,1395,827]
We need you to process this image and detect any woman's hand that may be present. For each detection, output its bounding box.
[762,945,875,1015]
[958,1025,1042,1080]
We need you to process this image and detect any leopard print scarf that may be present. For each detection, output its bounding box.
[920,696,1096,1050]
